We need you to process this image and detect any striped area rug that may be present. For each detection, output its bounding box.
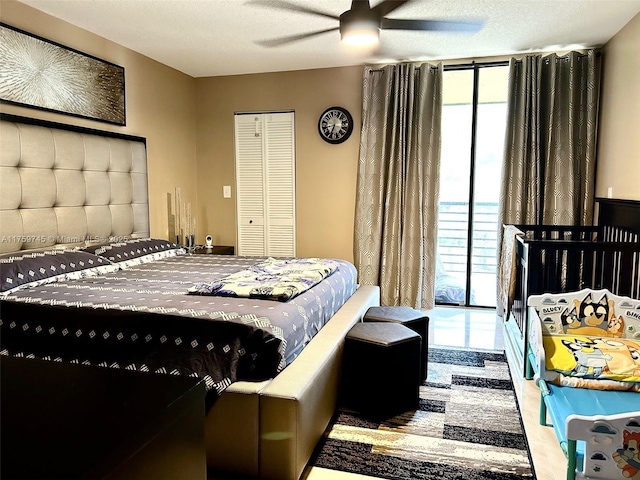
[309,347,536,480]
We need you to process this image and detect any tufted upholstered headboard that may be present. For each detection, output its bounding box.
[0,114,149,254]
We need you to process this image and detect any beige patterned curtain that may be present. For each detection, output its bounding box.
[499,50,601,228]
[354,63,442,309]
[496,50,601,315]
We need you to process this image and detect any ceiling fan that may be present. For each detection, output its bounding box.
[249,0,483,48]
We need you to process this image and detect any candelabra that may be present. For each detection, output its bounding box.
[167,187,196,249]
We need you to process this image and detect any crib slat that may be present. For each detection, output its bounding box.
[600,249,616,292]
[565,247,582,291]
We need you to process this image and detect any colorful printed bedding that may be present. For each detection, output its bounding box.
[542,335,640,391]
[529,288,640,392]
[188,257,339,301]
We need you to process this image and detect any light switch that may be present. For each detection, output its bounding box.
[223,185,231,198]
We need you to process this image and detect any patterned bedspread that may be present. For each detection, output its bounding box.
[0,255,357,408]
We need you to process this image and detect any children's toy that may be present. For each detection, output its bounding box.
[527,288,640,480]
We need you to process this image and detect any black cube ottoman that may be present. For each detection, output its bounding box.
[363,306,429,382]
[342,322,421,418]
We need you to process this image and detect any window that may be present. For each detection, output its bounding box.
[437,63,509,307]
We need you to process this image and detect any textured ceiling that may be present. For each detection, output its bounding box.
[16,0,640,77]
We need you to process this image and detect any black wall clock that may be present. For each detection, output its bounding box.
[318,106,353,144]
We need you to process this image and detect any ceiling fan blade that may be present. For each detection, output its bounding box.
[255,27,340,48]
[381,18,483,32]
[371,0,410,18]
[245,0,340,21]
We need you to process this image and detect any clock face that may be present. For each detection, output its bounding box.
[318,106,353,144]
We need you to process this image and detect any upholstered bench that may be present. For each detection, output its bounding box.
[363,306,429,382]
[341,322,421,418]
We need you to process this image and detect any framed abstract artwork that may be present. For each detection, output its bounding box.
[0,23,126,126]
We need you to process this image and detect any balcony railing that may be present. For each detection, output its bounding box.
[437,200,499,278]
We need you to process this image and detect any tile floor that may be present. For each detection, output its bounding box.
[212,307,567,480]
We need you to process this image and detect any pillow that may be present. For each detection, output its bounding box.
[0,249,119,294]
[80,238,185,269]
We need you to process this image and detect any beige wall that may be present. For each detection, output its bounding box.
[0,0,198,239]
[195,67,363,262]
[597,12,640,201]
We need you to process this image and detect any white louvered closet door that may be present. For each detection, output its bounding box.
[235,112,296,256]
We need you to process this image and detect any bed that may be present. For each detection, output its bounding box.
[0,113,380,480]
[527,288,640,480]
[499,199,640,378]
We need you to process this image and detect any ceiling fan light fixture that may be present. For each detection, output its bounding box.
[341,24,380,46]
[340,10,379,46]
[341,29,380,46]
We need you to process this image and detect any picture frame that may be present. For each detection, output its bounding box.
[0,23,126,126]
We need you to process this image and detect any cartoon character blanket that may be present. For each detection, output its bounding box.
[529,288,640,392]
[188,257,339,301]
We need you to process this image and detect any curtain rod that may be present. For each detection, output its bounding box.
[444,60,509,71]
[369,50,600,72]
[513,50,602,64]
[368,59,509,74]
[368,65,441,74]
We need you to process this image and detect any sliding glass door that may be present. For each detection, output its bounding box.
[436,63,509,308]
